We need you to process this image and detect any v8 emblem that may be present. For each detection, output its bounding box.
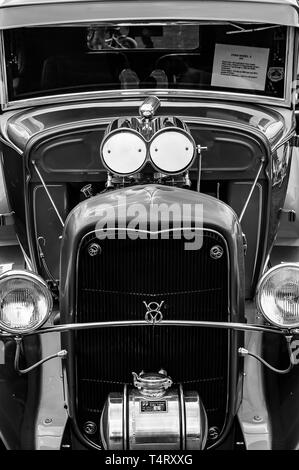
[143,301,164,325]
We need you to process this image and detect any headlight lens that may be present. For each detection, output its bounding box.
[149,129,195,174]
[256,264,299,328]
[101,129,147,176]
[0,271,52,334]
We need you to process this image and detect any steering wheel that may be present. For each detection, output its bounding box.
[106,35,137,49]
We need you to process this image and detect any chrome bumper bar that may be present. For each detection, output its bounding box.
[0,319,289,337]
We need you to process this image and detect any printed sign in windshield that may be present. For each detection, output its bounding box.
[212,44,270,91]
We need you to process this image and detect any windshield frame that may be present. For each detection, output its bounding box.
[0,21,294,111]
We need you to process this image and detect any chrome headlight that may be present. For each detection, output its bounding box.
[0,270,52,334]
[101,129,147,176]
[149,128,196,175]
[256,263,299,328]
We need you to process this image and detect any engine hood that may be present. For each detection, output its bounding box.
[60,184,245,314]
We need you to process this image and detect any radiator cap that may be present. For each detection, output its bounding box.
[132,370,173,398]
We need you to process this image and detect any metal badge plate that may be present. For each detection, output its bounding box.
[140,400,168,413]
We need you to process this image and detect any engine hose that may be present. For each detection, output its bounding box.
[239,344,294,375]
[14,339,67,375]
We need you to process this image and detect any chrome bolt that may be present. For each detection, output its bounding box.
[253,415,262,422]
[208,426,220,440]
[210,245,224,260]
[44,418,52,424]
[83,421,97,435]
[87,242,101,257]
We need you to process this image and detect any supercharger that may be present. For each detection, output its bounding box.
[100,370,208,450]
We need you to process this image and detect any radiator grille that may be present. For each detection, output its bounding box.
[74,231,230,445]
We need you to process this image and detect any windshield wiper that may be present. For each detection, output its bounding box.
[226,23,280,34]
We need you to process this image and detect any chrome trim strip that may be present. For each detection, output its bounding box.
[3,88,289,113]
[0,320,285,337]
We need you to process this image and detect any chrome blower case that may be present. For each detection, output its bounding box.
[100,370,208,450]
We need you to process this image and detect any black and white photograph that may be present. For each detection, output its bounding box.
[0,0,299,458]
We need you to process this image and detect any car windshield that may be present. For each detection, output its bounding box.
[4,22,287,102]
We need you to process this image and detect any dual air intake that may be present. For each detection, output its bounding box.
[100,96,196,176]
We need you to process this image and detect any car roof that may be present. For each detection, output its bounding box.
[0,0,298,28]
[0,0,298,9]
[0,0,297,6]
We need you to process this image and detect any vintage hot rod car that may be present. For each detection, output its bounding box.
[1,0,299,451]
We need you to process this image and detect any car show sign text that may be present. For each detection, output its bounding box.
[212,44,269,91]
